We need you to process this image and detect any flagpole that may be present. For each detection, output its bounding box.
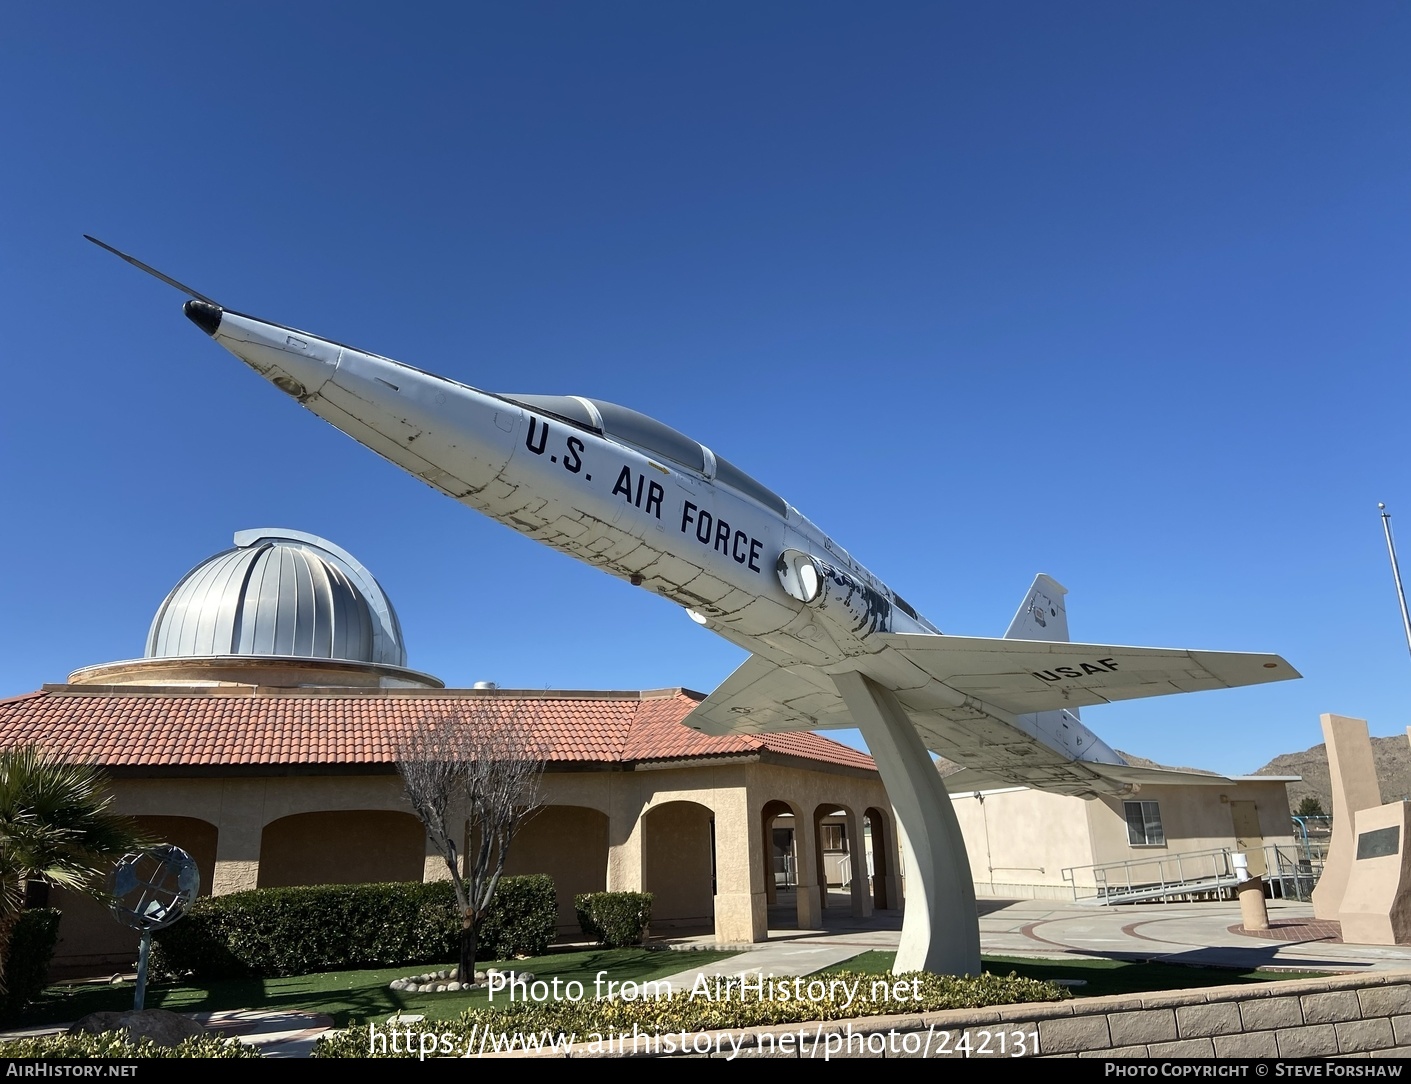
[1379,503,1411,660]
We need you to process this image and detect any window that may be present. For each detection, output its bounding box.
[713,455,786,515]
[502,394,789,514]
[821,823,847,852]
[591,399,706,472]
[1124,801,1165,847]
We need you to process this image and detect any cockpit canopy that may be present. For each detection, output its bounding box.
[504,393,787,516]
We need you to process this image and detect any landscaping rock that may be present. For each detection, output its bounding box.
[70,1010,206,1047]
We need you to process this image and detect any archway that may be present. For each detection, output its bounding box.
[257,809,425,888]
[864,806,899,910]
[642,801,714,929]
[504,804,609,932]
[760,799,794,906]
[49,815,221,972]
[814,802,870,918]
[135,815,219,896]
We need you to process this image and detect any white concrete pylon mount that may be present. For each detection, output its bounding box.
[832,670,981,976]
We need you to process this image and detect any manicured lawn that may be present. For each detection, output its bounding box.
[820,951,1327,998]
[14,948,740,1030]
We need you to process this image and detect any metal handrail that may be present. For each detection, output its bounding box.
[1258,842,1322,901]
[1062,842,1324,904]
[1062,847,1236,903]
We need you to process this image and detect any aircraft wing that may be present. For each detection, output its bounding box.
[685,634,1298,797]
[683,653,850,734]
[877,634,1298,716]
[689,635,1298,734]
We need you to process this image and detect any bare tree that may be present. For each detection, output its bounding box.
[396,705,546,982]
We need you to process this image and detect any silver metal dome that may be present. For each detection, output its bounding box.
[145,529,408,668]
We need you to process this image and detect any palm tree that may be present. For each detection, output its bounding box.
[0,745,149,993]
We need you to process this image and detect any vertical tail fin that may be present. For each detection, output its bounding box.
[1004,574,1069,642]
[1002,574,1124,770]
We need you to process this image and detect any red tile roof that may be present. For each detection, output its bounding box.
[0,687,876,774]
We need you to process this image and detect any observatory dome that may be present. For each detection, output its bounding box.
[67,528,441,690]
[146,529,407,667]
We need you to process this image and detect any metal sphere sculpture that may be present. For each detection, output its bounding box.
[108,845,199,931]
[106,844,200,1009]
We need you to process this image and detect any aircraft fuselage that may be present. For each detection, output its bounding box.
[200,303,938,672]
[173,290,1304,797]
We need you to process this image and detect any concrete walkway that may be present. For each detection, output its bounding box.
[0,1008,333,1059]
[12,893,1411,1056]
[195,1010,334,1058]
[647,892,1411,993]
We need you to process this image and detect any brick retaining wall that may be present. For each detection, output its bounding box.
[506,971,1411,1058]
[1016,971,1410,1058]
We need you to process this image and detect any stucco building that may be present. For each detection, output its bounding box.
[0,529,900,973]
[949,777,1298,901]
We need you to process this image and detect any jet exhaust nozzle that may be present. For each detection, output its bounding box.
[183,299,223,336]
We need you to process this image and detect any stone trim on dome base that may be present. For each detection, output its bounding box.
[67,655,444,690]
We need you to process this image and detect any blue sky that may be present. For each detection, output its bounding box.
[2,3,1408,776]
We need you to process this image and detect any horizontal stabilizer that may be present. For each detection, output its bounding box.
[942,760,1234,795]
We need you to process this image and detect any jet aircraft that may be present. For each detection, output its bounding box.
[89,236,1299,971]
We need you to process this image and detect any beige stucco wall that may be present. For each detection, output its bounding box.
[41,755,893,972]
[111,774,421,895]
[603,762,757,939]
[947,779,1295,899]
[136,816,220,897]
[47,889,141,977]
[45,760,1292,972]
[1085,780,1295,874]
[52,776,440,972]
[951,788,1098,897]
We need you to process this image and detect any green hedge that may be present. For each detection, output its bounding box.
[1,908,60,1021]
[478,875,557,959]
[153,877,556,979]
[1,1032,263,1058]
[575,892,653,948]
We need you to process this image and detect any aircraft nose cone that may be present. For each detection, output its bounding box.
[184,299,223,336]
